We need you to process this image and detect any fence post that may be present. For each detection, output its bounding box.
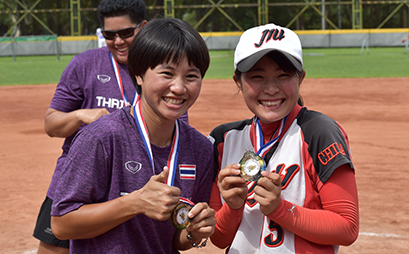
[54,35,60,61]
[360,35,369,55]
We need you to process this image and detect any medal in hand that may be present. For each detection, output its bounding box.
[239,151,266,181]
[171,198,194,229]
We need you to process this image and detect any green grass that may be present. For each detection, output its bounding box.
[303,47,409,78]
[0,55,74,86]
[205,50,235,79]
[208,47,409,79]
[1,47,408,86]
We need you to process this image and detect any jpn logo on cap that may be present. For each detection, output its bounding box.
[255,28,285,48]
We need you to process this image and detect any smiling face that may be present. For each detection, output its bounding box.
[235,55,305,124]
[103,15,145,65]
[136,56,202,122]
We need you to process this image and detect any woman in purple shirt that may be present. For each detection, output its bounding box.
[50,18,215,253]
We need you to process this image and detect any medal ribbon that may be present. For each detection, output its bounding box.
[253,115,287,158]
[110,52,138,107]
[133,100,180,186]
[179,197,195,206]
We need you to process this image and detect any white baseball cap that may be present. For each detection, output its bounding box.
[234,23,303,72]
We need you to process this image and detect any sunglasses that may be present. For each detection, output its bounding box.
[101,21,143,40]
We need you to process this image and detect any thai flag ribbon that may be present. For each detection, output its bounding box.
[133,100,180,186]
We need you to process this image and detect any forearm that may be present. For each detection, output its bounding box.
[45,108,109,137]
[267,166,359,246]
[51,194,138,240]
[45,108,84,137]
[211,203,244,248]
[267,199,358,245]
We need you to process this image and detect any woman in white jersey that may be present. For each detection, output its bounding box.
[208,23,359,254]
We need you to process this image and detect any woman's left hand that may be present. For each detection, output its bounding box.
[185,202,216,244]
[253,171,282,215]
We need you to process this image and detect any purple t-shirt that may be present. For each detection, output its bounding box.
[51,107,213,253]
[47,47,137,199]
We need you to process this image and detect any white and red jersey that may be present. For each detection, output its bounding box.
[209,104,355,254]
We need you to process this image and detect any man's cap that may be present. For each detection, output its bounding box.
[234,23,303,72]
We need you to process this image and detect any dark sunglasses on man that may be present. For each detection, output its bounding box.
[101,21,144,40]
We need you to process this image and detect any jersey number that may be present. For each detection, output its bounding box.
[264,220,284,247]
[245,163,299,248]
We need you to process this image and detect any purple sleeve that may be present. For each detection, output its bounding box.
[51,128,110,216]
[49,55,85,112]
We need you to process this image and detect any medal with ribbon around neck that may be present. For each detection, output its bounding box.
[133,101,195,229]
[239,116,287,181]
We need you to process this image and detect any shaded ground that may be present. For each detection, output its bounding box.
[1,78,408,253]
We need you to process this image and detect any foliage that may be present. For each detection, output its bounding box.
[1,0,409,36]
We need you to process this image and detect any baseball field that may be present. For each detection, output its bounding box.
[1,76,408,253]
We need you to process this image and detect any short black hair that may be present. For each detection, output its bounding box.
[127,18,210,94]
[97,0,146,28]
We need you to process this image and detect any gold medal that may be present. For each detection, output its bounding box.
[239,151,266,181]
[171,202,193,230]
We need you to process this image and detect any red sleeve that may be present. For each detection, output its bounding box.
[209,181,222,211]
[209,181,244,249]
[267,164,359,245]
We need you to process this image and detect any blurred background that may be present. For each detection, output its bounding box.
[1,0,408,85]
[1,0,409,36]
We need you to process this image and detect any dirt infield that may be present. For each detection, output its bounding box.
[1,78,409,254]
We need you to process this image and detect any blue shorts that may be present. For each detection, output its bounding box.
[33,196,69,248]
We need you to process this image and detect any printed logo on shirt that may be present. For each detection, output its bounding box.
[125,161,142,174]
[97,74,111,83]
[179,164,196,180]
[96,96,127,109]
[318,142,346,165]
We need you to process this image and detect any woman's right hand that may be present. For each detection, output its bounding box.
[130,166,181,221]
[76,108,110,125]
[217,163,247,209]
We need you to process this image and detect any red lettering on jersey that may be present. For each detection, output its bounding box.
[274,164,300,189]
[246,182,258,207]
[318,142,346,165]
[246,164,299,207]
[247,181,256,196]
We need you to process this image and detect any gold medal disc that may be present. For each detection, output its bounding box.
[171,202,193,230]
[239,151,266,181]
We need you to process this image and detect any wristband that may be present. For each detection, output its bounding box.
[186,230,208,248]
